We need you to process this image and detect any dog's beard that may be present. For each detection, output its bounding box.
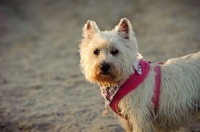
[94,72,117,85]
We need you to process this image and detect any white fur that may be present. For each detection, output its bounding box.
[118,53,200,132]
[79,18,200,132]
[79,18,139,85]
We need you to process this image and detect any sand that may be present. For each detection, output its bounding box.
[0,0,200,132]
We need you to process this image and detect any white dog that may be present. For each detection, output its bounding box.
[79,18,200,132]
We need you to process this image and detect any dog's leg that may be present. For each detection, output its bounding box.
[128,112,155,132]
[118,116,132,132]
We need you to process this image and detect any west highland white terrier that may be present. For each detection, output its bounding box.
[79,18,200,132]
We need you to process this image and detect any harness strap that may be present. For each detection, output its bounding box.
[152,64,161,111]
[109,60,150,117]
[110,62,161,119]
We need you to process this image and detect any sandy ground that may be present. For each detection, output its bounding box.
[0,0,200,132]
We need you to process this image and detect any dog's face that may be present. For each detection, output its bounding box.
[79,18,139,86]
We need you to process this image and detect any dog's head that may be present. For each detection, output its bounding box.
[79,18,139,85]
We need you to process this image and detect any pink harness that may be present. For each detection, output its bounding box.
[109,60,161,118]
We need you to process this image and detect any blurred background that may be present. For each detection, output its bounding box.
[0,0,200,132]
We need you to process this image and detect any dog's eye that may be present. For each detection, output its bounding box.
[94,49,100,55]
[111,49,119,55]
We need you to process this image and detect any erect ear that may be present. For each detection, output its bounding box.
[82,20,100,39]
[115,18,132,39]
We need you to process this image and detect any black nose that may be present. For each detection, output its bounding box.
[100,63,110,73]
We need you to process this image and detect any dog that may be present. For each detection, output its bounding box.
[79,18,200,132]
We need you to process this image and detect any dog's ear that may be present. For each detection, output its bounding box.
[82,20,100,39]
[115,18,132,39]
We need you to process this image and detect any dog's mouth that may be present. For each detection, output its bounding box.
[101,72,110,75]
[94,71,117,84]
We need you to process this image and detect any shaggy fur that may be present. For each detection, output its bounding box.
[79,18,200,132]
